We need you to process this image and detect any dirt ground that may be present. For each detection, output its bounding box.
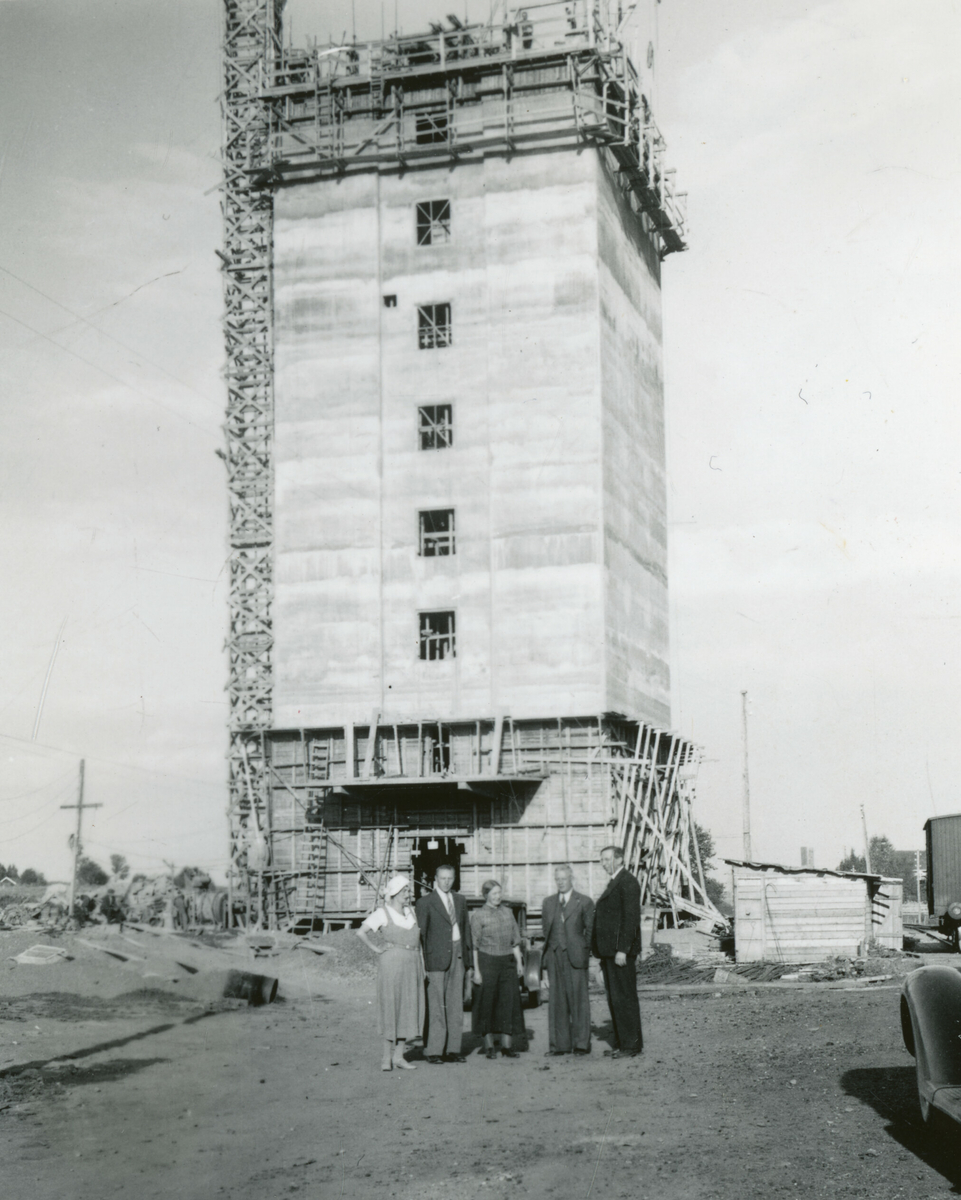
[3,934,961,1200]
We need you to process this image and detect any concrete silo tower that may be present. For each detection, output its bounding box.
[220,0,717,929]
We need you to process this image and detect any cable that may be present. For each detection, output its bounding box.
[0,305,220,440]
[0,766,77,804]
[0,262,220,412]
[0,731,225,787]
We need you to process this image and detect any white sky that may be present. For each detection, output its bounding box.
[0,1,958,884]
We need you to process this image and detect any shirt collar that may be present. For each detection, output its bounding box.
[559,889,573,903]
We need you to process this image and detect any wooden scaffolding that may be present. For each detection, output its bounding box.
[235,715,722,932]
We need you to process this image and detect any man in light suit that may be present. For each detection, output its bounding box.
[541,864,594,1055]
[415,864,471,1064]
[592,845,642,1058]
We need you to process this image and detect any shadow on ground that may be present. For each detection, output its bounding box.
[842,1066,961,1191]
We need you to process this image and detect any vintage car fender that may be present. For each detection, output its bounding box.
[900,965,961,1126]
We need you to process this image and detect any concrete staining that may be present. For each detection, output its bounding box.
[272,145,669,729]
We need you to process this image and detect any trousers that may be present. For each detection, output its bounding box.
[425,949,464,1057]
[546,946,591,1052]
[601,956,642,1054]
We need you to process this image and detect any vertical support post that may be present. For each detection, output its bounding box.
[741,690,752,861]
[61,760,101,917]
[861,805,873,874]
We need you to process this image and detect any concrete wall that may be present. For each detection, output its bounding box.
[271,147,667,727]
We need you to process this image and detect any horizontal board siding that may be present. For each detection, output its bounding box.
[734,870,869,963]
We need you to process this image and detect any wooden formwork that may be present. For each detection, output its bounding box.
[234,714,721,932]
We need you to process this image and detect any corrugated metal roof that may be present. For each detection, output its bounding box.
[723,858,882,882]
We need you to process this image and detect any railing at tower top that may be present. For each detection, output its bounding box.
[256,2,686,256]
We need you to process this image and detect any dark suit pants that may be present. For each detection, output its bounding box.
[546,948,590,1052]
[601,956,642,1054]
[425,949,464,1057]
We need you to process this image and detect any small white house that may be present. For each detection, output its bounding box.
[0,876,17,888]
[726,860,903,963]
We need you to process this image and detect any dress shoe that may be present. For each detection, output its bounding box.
[443,1054,467,1063]
[485,1048,498,1060]
[544,1050,568,1057]
[424,1055,446,1064]
[500,1047,520,1058]
[573,1048,591,1056]
[608,1049,640,1059]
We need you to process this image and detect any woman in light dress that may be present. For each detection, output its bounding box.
[356,875,425,1071]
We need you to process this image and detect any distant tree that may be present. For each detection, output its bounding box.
[76,857,109,887]
[838,836,917,896]
[704,875,727,911]
[110,854,130,880]
[1,864,19,882]
[19,868,47,886]
[691,823,729,913]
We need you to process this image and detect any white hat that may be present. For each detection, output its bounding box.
[384,874,410,899]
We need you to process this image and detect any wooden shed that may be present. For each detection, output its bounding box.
[726,860,903,963]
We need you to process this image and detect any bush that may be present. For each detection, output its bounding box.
[76,857,109,887]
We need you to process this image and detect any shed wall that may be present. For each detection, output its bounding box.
[733,871,869,963]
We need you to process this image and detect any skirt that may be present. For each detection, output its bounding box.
[376,946,425,1040]
[474,951,522,1036]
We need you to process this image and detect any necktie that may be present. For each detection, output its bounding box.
[560,894,567,909]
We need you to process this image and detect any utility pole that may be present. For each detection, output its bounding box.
[60,760,101,913]
[741,690,752,860]
[860,804,872,874]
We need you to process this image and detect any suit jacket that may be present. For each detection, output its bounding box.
[541,890,595,971]
[416,889,472,972]
[591,868,641,959]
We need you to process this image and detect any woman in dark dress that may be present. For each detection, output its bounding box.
[470,879,524,1059]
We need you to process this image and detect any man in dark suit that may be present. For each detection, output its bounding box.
[591,845,642,1058]
[415,864,472,1064]
[541,864,594,1055]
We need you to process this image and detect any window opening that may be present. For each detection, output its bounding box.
[419,509,455,557]
[418,404,453,450]
[383,294,397,308]
[416,111,448,145]
[416,200,451,246]
[417,303,452,349]
[419,611,455,660]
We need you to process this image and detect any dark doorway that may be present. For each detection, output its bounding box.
[410,836,465,899]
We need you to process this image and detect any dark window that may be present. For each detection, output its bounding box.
[419,611,455,660]
[416,111,448,145]
[418,404,453,450]
[419,509,455,557]
[416,199,451,246]
[417,303,452,349]
[383,294,397,308]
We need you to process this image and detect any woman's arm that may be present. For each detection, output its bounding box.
[512,943,524,976]
[356,927,386,956]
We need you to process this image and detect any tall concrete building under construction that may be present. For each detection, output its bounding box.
[221,0,717,929]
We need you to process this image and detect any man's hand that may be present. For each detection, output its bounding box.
[614,951,627,968]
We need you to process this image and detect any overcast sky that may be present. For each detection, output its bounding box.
[0,0,958,885]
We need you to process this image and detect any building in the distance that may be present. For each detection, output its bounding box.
[220,0,718,929]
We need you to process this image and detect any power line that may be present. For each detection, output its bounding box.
[0,262,219,412]
[0,305,220,439]
[0,765,77,804]
[0,731,225,788]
